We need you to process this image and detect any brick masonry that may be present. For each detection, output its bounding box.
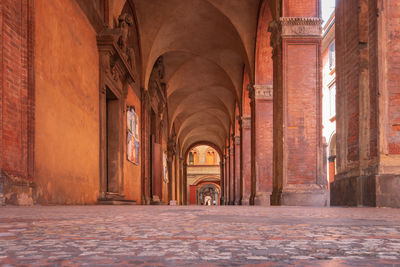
[332,0,400,207]
[1,0,35,205]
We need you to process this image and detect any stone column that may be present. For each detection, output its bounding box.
[234,135,241,205]
[271,17,329,206]
[249,84,273,206]
[241,116,251,205]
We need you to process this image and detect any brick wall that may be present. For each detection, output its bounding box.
[1,0,35,205]
[283,0,318,17]
[1,0,34,178]
[387,1,400,154]
[335,0,379,171]
[286,42,318,184]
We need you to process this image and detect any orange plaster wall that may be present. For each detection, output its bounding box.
[34,0,100,204]
[123,85,142,203]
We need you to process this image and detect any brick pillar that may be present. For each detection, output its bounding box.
[183,163,187,205]
[178,157,183,205]
[234,135,241,205]
[249,84,273,205]
[224,153,229,204]
[229,145,235,205]
[271,17,329,206]
[328,157,335,186]
[220,161,225,205]
[241,117,251,205]
[1,0,35,205]
[331,0,400,208]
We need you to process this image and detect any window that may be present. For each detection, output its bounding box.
[329,41,335,70]
[206,151,215,165]
[329,84,336,118]
[189,152,194,165]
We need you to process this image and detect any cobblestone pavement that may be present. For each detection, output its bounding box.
[0,206,400,266]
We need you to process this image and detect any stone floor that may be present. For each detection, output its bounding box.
[0,206,400,266]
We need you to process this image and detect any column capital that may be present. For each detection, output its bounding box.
[241,116,251,129]
[280,17,322,37]
[234,135,240,145]
[254,84,273,100]
[268,19,281,56]
[246,83,255,102]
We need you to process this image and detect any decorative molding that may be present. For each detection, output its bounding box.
[234,136,241,145]
[254,84,273,100]
[268,20,281,56]
[241,116,251,129]
[247,83,254,101]
[280,17,322,37]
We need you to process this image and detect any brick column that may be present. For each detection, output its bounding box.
[229,144,235,205]
[183,163,187,205]
[249,84,273,205]
[179,157,184,205]
[271,17,329,206]
[220,161,225,205]
[224,153,229,204]
[234,135,241,205]
[1,0,35,205]
[241,117,251,205]
[331,0,400,208]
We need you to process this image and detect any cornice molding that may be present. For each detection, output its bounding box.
[254,84,273,100]
[280,17,322,37]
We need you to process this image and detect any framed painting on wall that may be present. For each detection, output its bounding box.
[127,106,139,165]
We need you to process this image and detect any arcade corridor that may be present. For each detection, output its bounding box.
[3,0,398,208]
[1,0,400,265]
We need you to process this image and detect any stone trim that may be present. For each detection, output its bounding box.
[234,136,241,145]
[280,17,322,37]
[254,84,273,100]
[241,116,251,129]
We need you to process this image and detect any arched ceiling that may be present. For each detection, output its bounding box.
[131,0,263,154]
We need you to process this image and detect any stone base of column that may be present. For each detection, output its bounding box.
[234,199,241,205]
[331,174,400,208]
[254,192,271,206]
[228,200,235,205]
[279,185,329,206]
[1,174,34,205]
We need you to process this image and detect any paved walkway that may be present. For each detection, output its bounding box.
[0,206,400,266]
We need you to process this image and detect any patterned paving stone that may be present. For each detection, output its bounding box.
[0,206,399,266]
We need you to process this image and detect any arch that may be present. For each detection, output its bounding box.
[192,175,220,186]
[184,141,223,164]
[255,0,274,85]
[197,182,221,205]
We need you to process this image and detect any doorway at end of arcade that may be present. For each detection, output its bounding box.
[190,183,220,205]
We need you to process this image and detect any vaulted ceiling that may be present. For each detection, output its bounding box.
[132,0,264,154]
